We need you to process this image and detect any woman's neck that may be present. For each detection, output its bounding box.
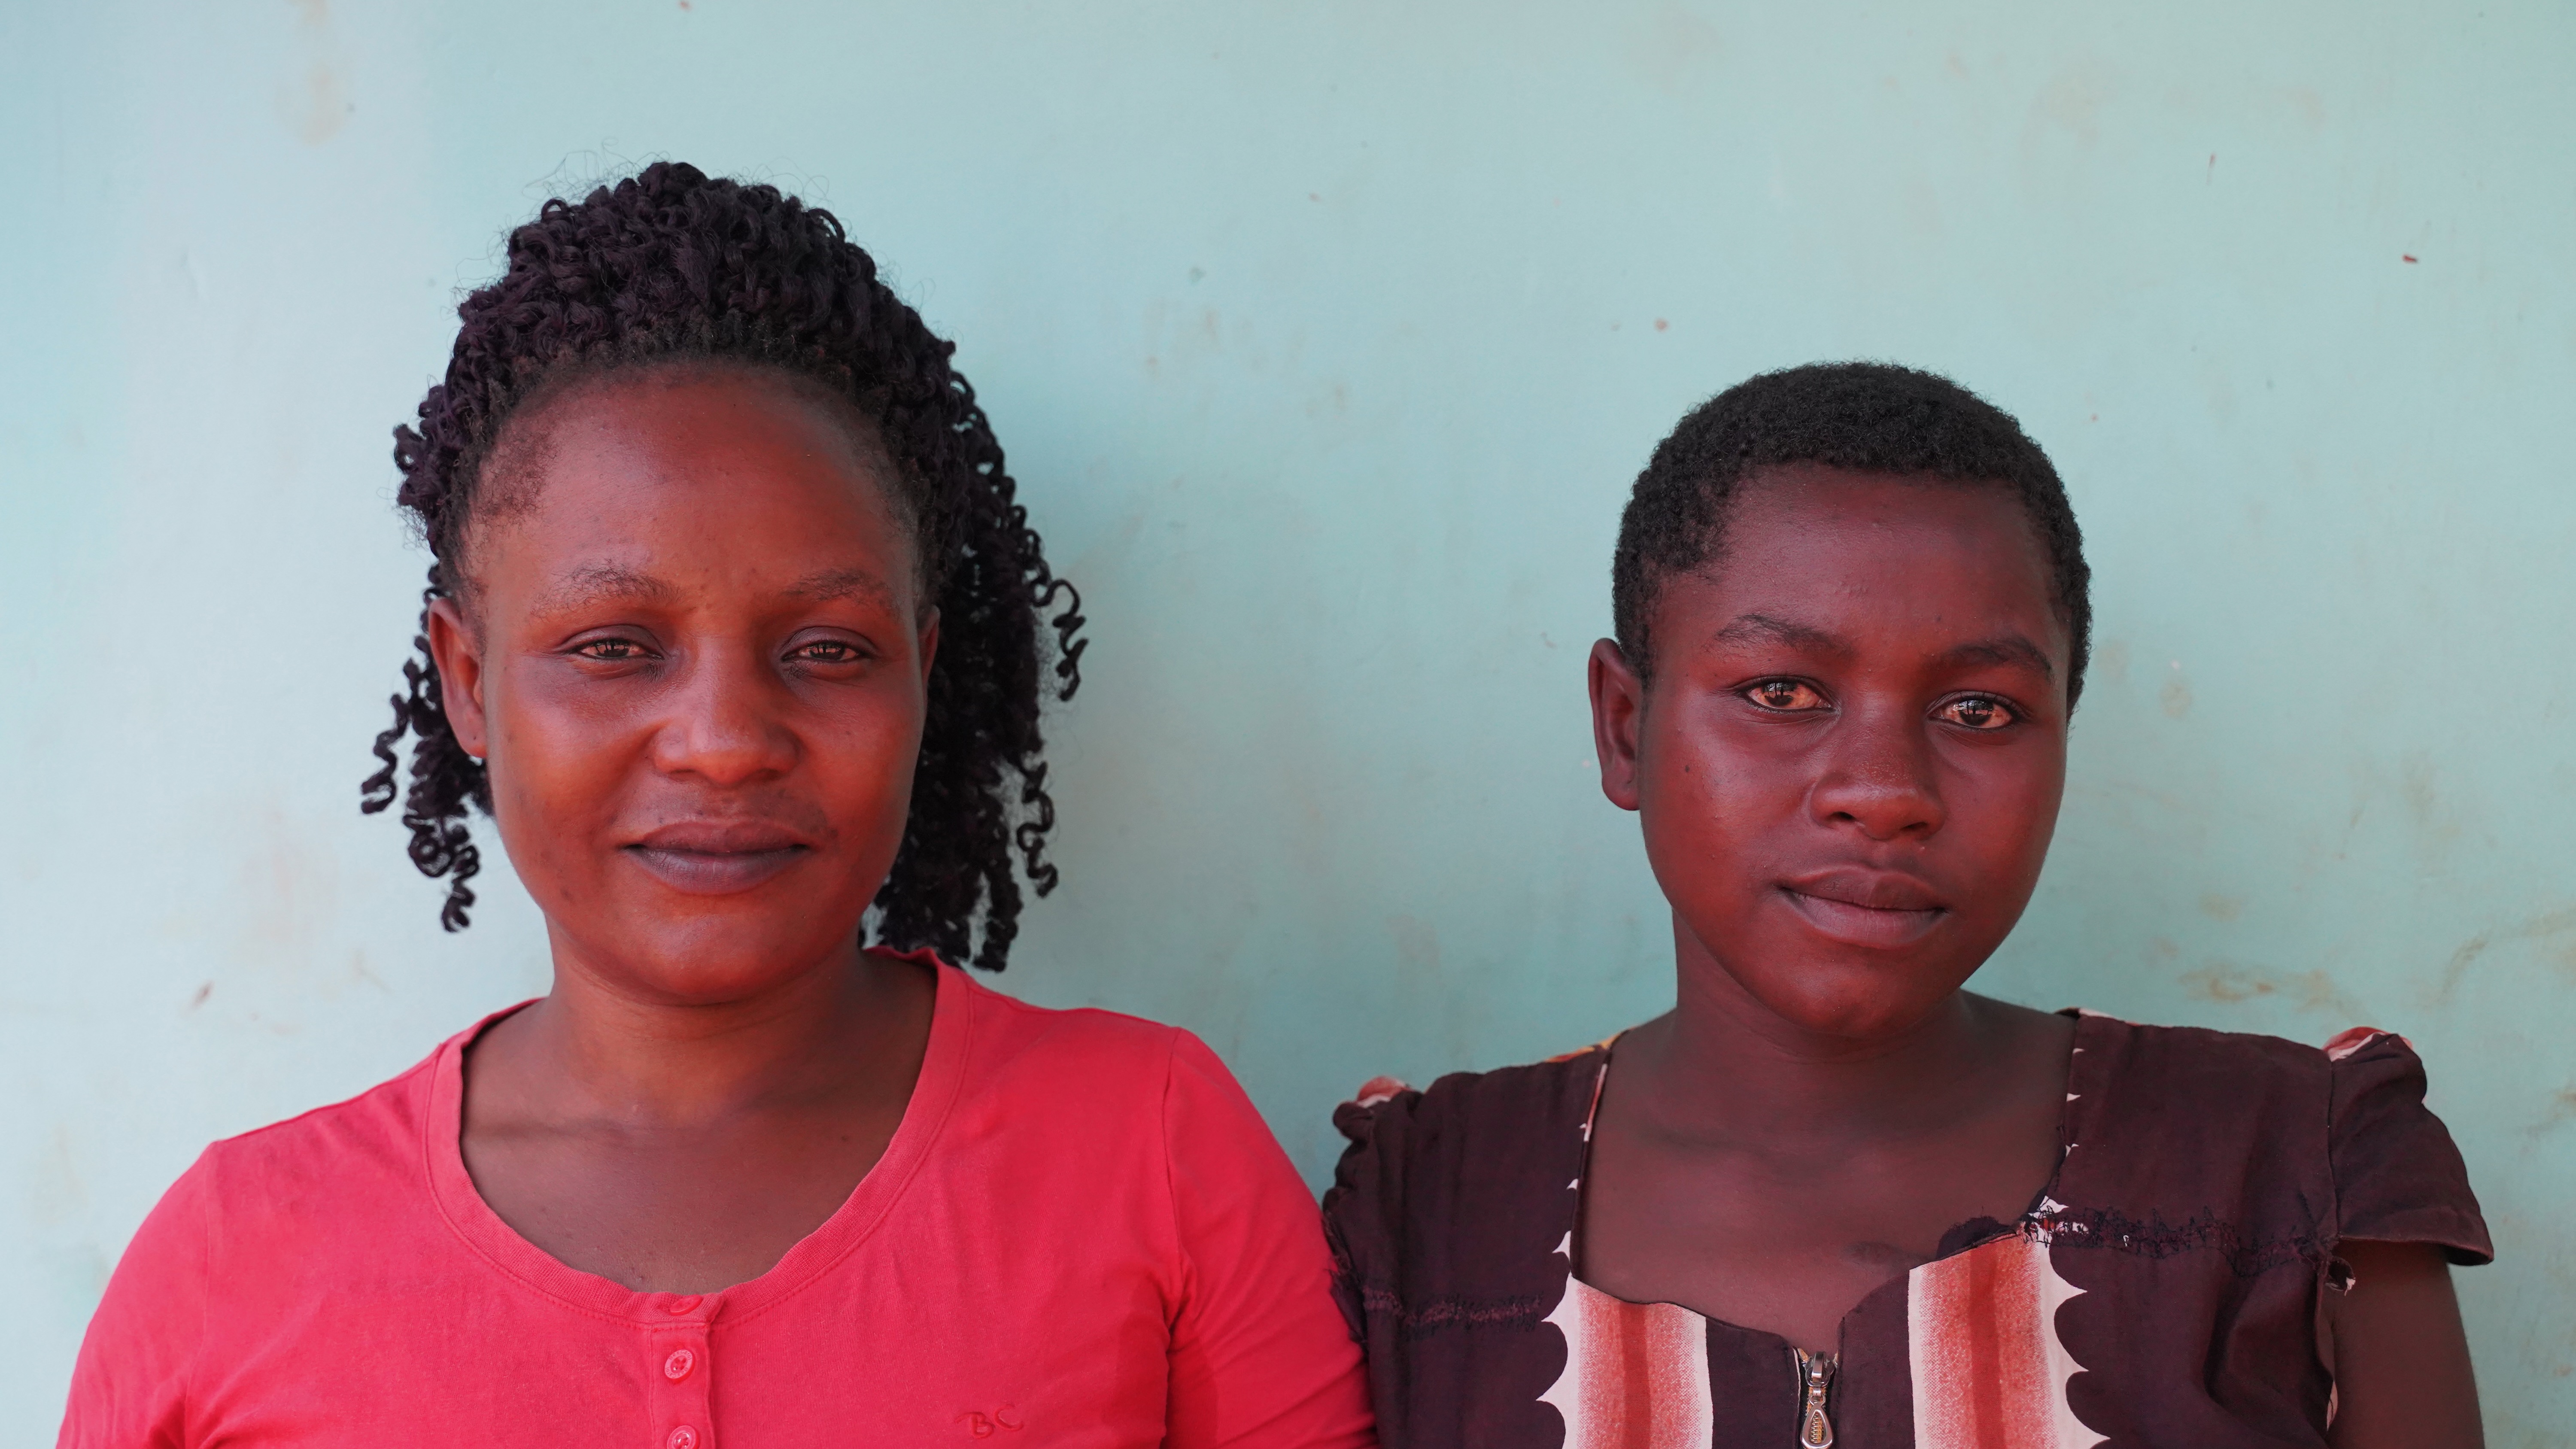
[1612,919,2029,1155]
[480,933,932,1132]
[455,932,940,1294]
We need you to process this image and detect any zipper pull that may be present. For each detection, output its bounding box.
[1792,1348,1836,1449]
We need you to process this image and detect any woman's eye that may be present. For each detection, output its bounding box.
[788,640,863,665]
[1938,695,2017,730]
[1742,680,1829,712]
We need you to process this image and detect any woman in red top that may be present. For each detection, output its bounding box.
[61,163,1372,1449]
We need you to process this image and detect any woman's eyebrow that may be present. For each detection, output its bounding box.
[1711,613,1850,654]
[529,563,671,615]
[784,567,898,609]
[1937,635,2056,679]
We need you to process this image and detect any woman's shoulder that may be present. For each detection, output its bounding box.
[2064,1011,2490,1263]
[97,1030,460,1317]
[2071,1009,2430,1101]
[949,965,1200,1079]
[1329,1045,1607,1180]
[1322,1045,1606,1274]
[2068,1010,2446,1147]
[190,1032,455,1204]
[942,967,1286,1156]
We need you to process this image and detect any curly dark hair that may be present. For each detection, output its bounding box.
[360,161,1086,972]
[1611,361,2091,705]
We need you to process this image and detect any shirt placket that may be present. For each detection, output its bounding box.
[646,1293,717,1449]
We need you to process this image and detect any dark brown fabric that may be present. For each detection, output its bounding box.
[1323,1014,2489,1449]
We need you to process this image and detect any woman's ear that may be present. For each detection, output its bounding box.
[1589,638,1646,812]
[424,596,491,760]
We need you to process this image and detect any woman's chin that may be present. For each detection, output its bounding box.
[554,915,869,1005]
[1731,958,1964,1044]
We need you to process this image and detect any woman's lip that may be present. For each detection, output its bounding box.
[1778,886,1948,949]
[630,822,808,854]
[623,845,808,896]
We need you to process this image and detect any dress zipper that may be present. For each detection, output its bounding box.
[1792,1347,1837,1448]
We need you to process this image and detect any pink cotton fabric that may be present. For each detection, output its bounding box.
[61,957,1374,1449]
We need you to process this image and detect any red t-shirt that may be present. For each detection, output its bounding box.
[60,958,1374,1448]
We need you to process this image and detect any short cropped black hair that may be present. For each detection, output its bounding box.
[1610,361,2090,705]
[361,162,1085,971]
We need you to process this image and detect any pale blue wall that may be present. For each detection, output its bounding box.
[4,1,2570,1440]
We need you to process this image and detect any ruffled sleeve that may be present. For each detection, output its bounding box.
[2323,1029,2492,1266]
[1321,1078,1417,1344]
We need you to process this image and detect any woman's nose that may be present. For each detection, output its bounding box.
[648,647,798,785]
[1805,707,1945,841]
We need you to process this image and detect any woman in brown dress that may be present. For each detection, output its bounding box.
[1324,363,2487,1449]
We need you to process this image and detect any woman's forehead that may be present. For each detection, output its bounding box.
[516,365,883,472]
[1713,470,2054,597]
[1666,473,2066,657]
[462,370,917,605]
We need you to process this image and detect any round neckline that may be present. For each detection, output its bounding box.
[1564,1006,2106,1349]
[419,949,974,1326]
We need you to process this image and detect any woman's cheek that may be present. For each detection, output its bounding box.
[796,705,917,863]
[1639,781,1746,924]
[488,702,621,901]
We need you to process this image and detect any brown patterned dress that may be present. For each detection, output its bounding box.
[1323,1014,2489,1449]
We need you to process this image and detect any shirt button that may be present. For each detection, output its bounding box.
[668,1428,699,1449]
[665,1295,702,1315]
[664,1348,696,1382]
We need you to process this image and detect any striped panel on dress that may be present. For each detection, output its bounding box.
[1907,1232,2105,1449]
[1539,1269,1715,1449]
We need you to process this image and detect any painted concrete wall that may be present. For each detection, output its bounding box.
[4,0,2570,1439]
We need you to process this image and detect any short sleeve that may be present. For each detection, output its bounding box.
[2324,1030,2492,1266]
[58,1149,215,1449]
[1160,1031,1377,1449]
[1319,1083,1414,1346]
